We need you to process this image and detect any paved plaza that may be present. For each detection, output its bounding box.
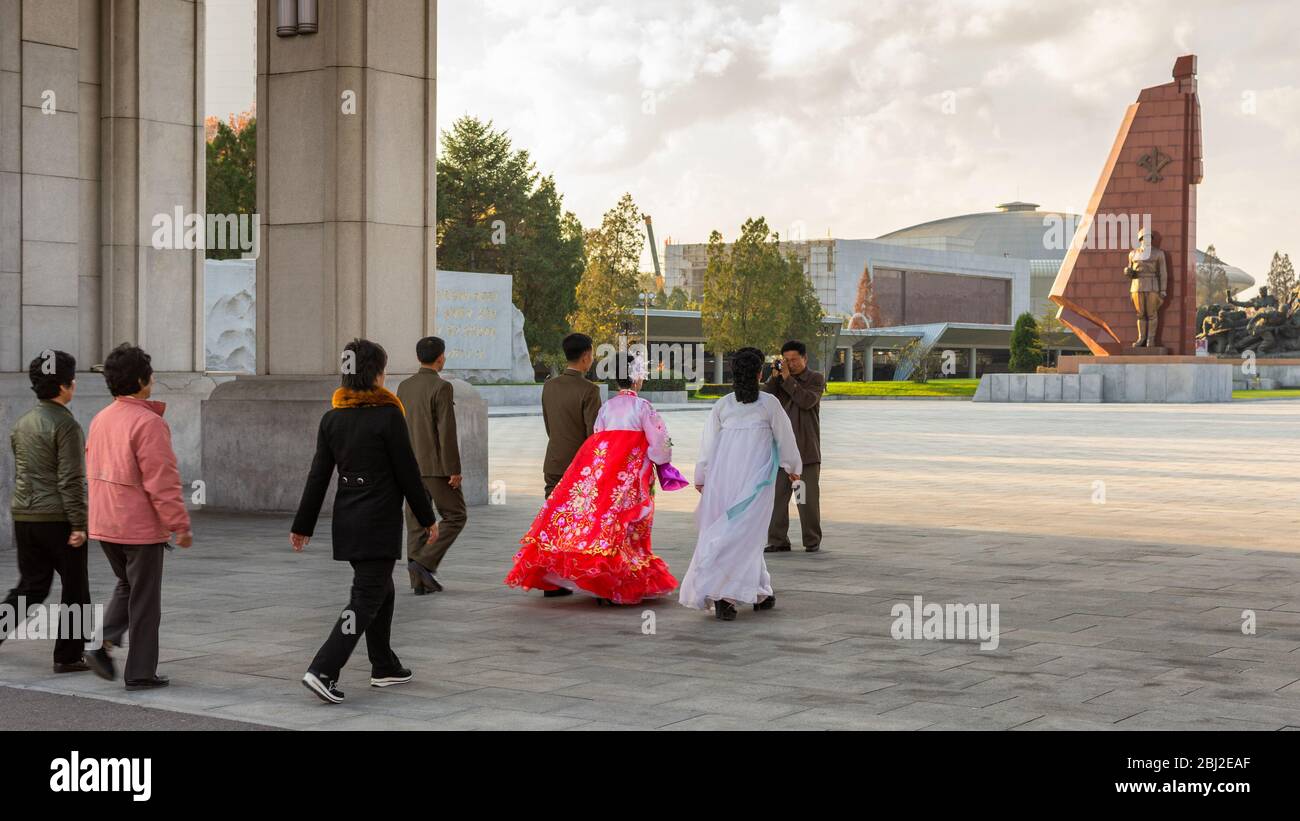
[2,400,1299,730]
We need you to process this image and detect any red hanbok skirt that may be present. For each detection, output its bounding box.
[505,429,677,604]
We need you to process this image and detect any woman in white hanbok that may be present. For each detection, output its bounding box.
[680,348,802,620]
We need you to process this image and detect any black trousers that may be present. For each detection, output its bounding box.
[100,542,166,681]
[1,521,90,664]
[309,559,399,680]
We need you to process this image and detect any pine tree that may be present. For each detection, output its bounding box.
[205,112,256,260]
[435,116,585,368]
[1196,244,1231,307]
[1266,251,1296,300]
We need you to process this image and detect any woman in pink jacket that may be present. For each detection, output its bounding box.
[83,344,192,690]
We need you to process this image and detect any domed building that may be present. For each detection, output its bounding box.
[661,201,1253,381]
[876,201,1254,314]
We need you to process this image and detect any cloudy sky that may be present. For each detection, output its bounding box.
[211,0,1299,287]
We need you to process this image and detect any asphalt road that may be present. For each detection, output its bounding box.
[0,685,276,731]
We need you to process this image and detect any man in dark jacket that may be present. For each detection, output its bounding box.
[542,333,601,498]
[291,339,438,705]
[397,336,466,595]
[764,340,827,553]
[0,351,93,673]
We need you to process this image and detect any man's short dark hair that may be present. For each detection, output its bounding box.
[781,340,807,357]
[416,336,446,365]
[563,333,593,363]
[28,350,76,400]
[102,344,153,397]
[341,338,388,391]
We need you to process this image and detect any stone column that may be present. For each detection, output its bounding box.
[1,1,215,551]
[101,0,206,372]
[968,347,978,378]
[864,345,874,381]
[254,0,436,375]
[0,0,102,369]
[204,0,488,509]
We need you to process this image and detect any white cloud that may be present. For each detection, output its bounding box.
[437,0,1300,281]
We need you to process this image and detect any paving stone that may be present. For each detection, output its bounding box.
[3,401,1299,729]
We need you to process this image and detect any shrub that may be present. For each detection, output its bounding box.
[1009,311,1044,373]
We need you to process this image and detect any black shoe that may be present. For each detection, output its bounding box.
[53,660,90,674]
[85,648,116,681]
[408,560,443,594]
[125,675,169,691]
[302,671,345,703]
[714,600,737,621]
[764,544,791,553]
[805,545,821,553]
[370,666,413,688]
[543,588,574,598]
[754,594,776,611]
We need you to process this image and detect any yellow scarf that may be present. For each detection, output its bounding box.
[331,386,405,414]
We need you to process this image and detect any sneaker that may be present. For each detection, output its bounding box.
[543,588,574,598]
[85,647,117,681]
[764,544,792,554]
[370,666,413,688]
[302,671,345,703]
[714,600,738,621]
[753,594,776,611]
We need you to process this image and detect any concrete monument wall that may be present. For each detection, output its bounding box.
[1051,55,1203,356]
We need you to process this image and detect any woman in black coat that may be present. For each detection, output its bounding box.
[291,338,437,704]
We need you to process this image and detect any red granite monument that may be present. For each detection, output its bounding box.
[1051,55,1204,356]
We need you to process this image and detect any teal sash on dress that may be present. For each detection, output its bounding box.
[725,437,780,521]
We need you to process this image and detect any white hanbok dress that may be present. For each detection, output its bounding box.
[679,392,802,609]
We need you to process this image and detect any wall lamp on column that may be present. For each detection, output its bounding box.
[276,0,318,37]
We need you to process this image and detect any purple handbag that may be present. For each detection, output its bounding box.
[655,462,690,491]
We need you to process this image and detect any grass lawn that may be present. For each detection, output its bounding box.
[1233,388,1300,400]
[827,379,980,397]
[691,379,981,400]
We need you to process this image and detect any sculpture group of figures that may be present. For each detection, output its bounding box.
[1198,285,1300,356]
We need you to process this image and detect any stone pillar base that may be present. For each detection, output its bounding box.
[201,376,488,514]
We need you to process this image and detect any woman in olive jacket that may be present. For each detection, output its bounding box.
[291,338,437,704]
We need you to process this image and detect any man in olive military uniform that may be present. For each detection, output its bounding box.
[0,350,95,674]
[542,333,602,500]
[536,333,601,599]
[398,337,466,594]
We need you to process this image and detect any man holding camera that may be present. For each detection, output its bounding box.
[763,340,826,553]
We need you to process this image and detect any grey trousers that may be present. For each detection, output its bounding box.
[99,541,165,681]
[766,463,822,550]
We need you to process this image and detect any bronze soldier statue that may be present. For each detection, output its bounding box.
[1228,286,1278,312]
[1125,228,1168,347]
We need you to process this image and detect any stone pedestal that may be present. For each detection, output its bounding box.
[974,361,1231,403]
[201,374,487,513]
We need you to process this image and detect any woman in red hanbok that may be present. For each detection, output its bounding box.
[506,357,681,604]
